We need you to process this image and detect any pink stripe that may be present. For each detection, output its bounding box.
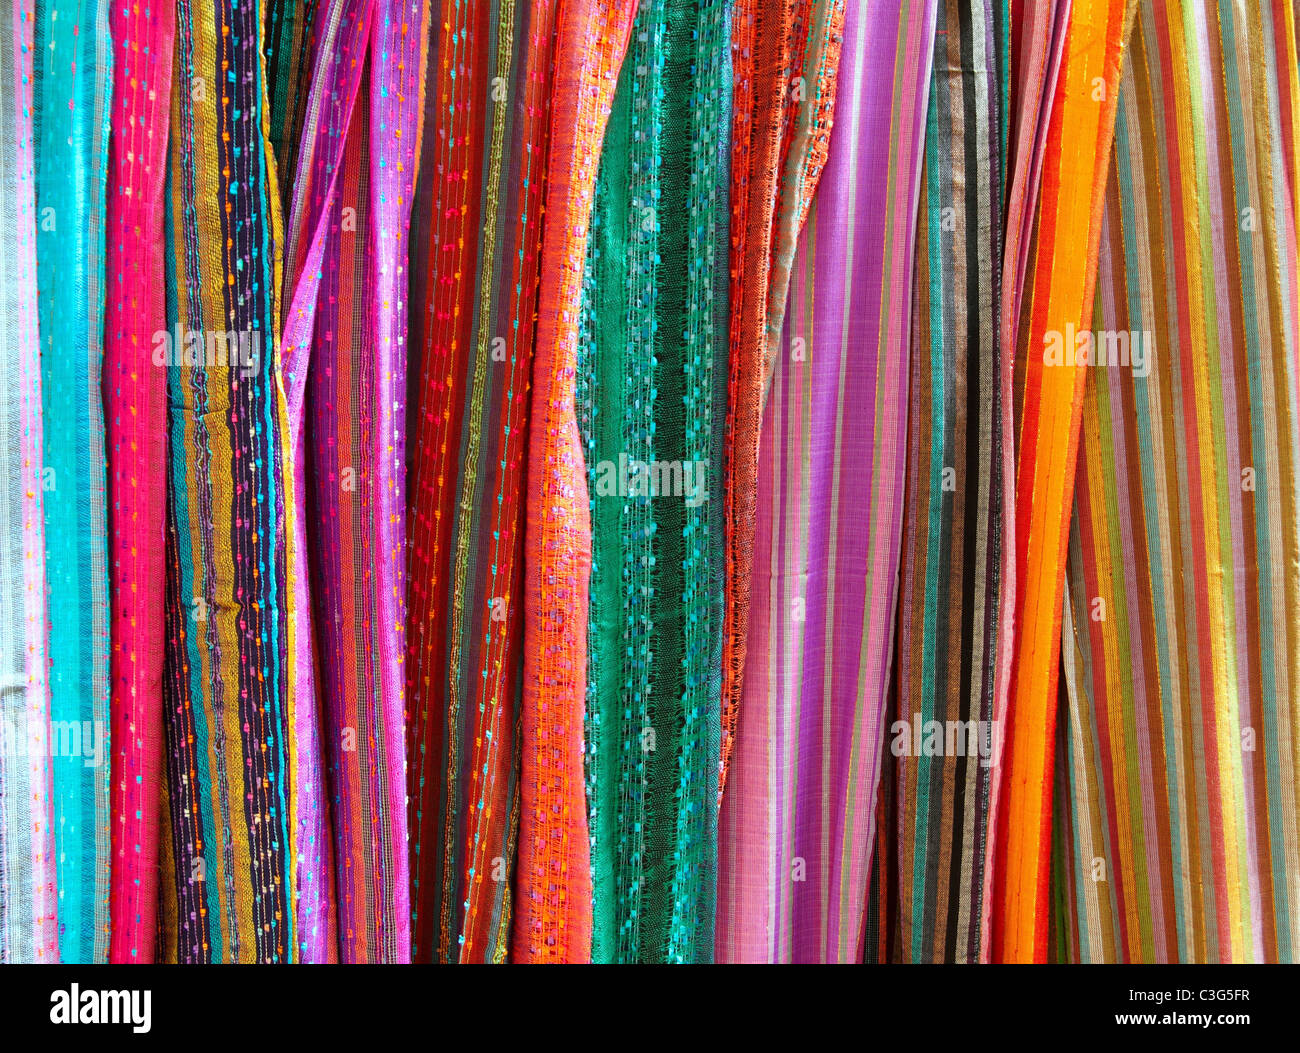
[13,0,58,960]
[104,0,175,962]
[277,0,376,962]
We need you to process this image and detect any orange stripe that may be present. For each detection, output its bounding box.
[995,0,1135,963]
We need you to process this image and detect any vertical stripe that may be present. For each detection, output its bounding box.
[104,0,175,963]
[34,0,114,962]
[717,0,935,964]
[515,0,637,964]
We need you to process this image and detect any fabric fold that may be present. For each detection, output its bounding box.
[158,0,329,963]
[34,0,114,964]
[881,0,1010,964]
[993,0,1135,964]
[1052,0,1300,963]
[405,0,557,964]
[299,0,425,965]
[717,0,936,964]
[719,0,844,795]
[0,0,58,963]
[104,0,176,964]
[515,0,637,964]
[577,0,733,964]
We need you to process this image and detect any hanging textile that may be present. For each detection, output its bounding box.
[576,0,733,964]
[516,0,637,964]
[716,0,935,963]
[977,2,1070,965]
[33,0,114,964]
[0,0,57,964]
[883,0,1010,964]
[1052,0,1300,963]
[278,0,381,965]
[405,0,560,964]
[264,0,319,200]
[993,0,1135,964]
[719,0,843,792]
[299,0,425,965]
[278,0,428,963]
[3,0,1300,973]
[158,0,332,963]
[104,0,175,964]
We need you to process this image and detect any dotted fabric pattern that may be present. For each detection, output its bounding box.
[6,0,1300,970]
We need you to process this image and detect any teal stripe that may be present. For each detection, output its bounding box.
[35,0,114,964]
[910,83,946,960]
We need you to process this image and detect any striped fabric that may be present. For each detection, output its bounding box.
[516,0,637,964]
[0,0,58,963]
[577,0,733,965]
[881,0,1010,964]
[158,0,320,963]
[264,0,319,200]
[6,0,1300,970]
[104,0,174,964]
[280,0,431,963]
[993,0,1134,963]
[1052,0,1300,963]
[300,0,425,964]
[716,0,936,963]
[277,0,383,965]
[719,0,843,792]
[863,0,1101,964]
[405,0,558,965]
[33,0,114,964]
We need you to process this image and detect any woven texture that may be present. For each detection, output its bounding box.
[6,0,1300,968]
[104,0,174,964]
[993,0,1136,964]
[716,0,935,963]
[405,0,557,965]
[876,0,1010,964]
[300,0,425,964]
[1051,1,1300,963]
[264,0,319,204]
[515,0,637,964]
[0,0,58,963]
[157,0,313,962]
[719,0,843,794]
[577,0,733,964]
[33,0,114,964]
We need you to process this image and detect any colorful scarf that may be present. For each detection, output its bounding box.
[405,0,559,965]
[881,0,1010,964]
[577,0,733,964]
[516,0,637,964]
[264,0,319,199]
[158,0,316,963]
[279,0,428,963]
[716,0,935,963]
[994,0,1135,964]
[719,0,843,792]
[1052,0,1300,963]
[300,0,426,965]
[5,0,1300,970]
[104,0,175,964]
[34,0,114,964]
[0,0,58,963]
